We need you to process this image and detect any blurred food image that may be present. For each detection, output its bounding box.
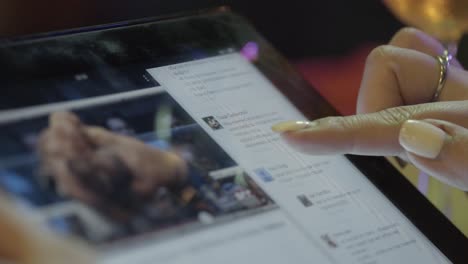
[38,111,188,216]
[0,91,275,244]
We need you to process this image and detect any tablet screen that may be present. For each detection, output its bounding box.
[0,13,454,264]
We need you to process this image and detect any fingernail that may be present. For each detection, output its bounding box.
[399,120,446,159]
[271,121,316,133]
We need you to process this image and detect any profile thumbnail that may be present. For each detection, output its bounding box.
[297,194,313,207]
[254,168,274,183]
[202,116,223,130]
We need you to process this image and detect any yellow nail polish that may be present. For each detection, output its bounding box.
[399,120,446,159]
[271,121,314,133]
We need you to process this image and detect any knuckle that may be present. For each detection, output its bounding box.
[376,106,414,125]
[366,45,396,65]
[323,115,361,130]
[391,27,421,44]
[339,115,361,129]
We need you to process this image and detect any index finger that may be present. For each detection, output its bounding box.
[273,101,468,157]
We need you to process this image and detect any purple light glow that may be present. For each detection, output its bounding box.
[240,41,259,61]
[417,172,429,194]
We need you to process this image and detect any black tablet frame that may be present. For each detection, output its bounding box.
[0,6,467,262]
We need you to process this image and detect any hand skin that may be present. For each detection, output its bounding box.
[0,195,95,264]
[272,28,468,191]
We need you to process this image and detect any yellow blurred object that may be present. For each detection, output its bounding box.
[387,157,468,236]
[0,195,96,264]
[384,0,468,43]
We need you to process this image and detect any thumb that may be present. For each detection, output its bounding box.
[399,119,468,191]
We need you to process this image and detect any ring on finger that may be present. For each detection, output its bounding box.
[432,50,452,102]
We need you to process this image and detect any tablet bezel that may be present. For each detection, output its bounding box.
[1,7,467,262]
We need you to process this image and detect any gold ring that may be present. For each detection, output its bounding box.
[432,50,451,102]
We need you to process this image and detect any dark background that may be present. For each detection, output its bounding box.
[0,0,402,58]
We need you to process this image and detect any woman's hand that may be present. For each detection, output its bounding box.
[0,195,95,264]
[272,28,468,191]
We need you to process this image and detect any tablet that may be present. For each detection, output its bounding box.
[0,7,466,264]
